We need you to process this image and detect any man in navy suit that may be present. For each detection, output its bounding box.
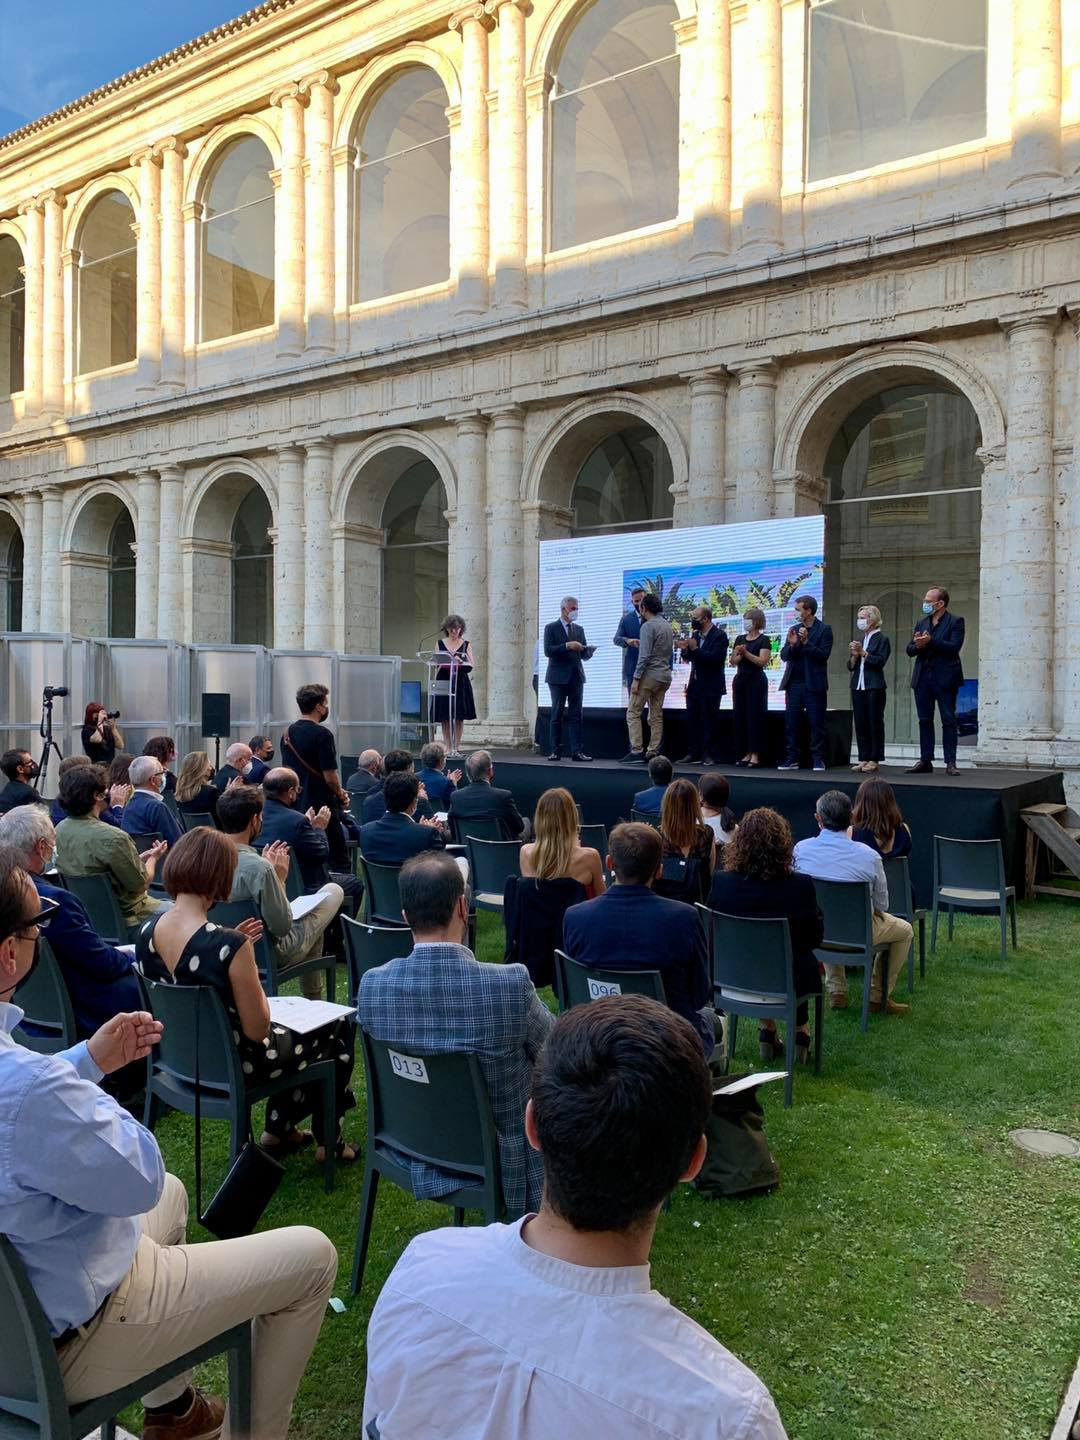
[120,756,184,847]
[360,773,446,866]
[612,587,645,698]
[260,767,364,912]
[562,823,713,1056]
[543,596,594,762]
[778,593,833,772]
[246,735,274,785]
[632,754,673,816]
[906,585,965,776]
[676,605,729,764]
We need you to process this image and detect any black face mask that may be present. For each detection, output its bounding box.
[24,765,39,781]
[690,619,702,632]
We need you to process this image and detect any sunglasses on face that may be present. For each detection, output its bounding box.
[15,897,59,938]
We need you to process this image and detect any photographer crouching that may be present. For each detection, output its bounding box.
[81,702,124,767]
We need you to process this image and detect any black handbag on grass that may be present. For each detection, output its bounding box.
[693,1071,781,1199]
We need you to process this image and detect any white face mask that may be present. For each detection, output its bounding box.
[242,762,253,776]
[566,610,578,624]
[856,617,869,632]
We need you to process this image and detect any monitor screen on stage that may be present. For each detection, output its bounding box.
[537,515,825,710]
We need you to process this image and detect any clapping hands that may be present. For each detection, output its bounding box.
[306,806,332,830]
[264,839,291,882]
[87,1011,164,1074]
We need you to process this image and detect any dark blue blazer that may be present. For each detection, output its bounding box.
[848,630,891,693]
[632,783,668,815]
[685,623,729,698]
[50,798,121,829]
[359,811,444,866]
[417,767,455,809]
[562,885,712,1055]
[0,781,42,815]
[259,797,330,889]
[121,790,183,846]
[32,874,140,1037]
[247,757,270,785]
[906,611,964,689]
[544,619,589,688]
[361,780,434,825]
[613,608,643,689]
[779,617,833,694]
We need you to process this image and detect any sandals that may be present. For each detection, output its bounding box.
[259,1128,314,1157]
[795,1031,812,1065]
[315,1137,360,1165]
[758,1027,784,1061]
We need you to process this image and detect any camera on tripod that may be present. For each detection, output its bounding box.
[43,685,69,701]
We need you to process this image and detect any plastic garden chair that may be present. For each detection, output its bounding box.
[931,836,1017,962]
[208,898,337,1001]
[12,938,76,1056]
[449,815,503,846]
[358,857,408,927]
[180,811,218,830]
[343,916,414,1004]
[57,873,127,944]
[553,949,666,1013]
[465,837,523,914]
[629,809,662,829]
[883,855,927,988]
[810,877,891,1032]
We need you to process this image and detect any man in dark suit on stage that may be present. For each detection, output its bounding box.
[544,596,594,762]
[676,605,729,764]
[612,587,645,699]
[360,773,445,866]
[906,585,965,776]
[778,594,833,772]
[448,750,527,840]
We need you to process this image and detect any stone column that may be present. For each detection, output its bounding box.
[39,487,63,631]
[155,137,187,389]
[331,143,354,343]
[486,405,526,733]
[731,360,778,521]
[301,70,339,354]
[131,149,162,390]
[524,74,553,265]
[740,0,782,255]
[273,445,306,647]
[449,412,489,716]
[41,192,66,418]
[16,201,43,418]
[156,465,184,640]
[975,445,1007,746]
[133,469,160,637]
[488,0,528,309]
[270,83,308,357]
[449,7,494,315]
[1009,0,1062,187]
[684,371,729,525]
[690,0,732,264]
[21,491,42,629]
[303,439,334,649]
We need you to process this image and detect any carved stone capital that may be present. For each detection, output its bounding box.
[270,81,309,108]
[129,146,162,170]
[449,5,496,34]
[299,69,340,97]
[152,135,188,160]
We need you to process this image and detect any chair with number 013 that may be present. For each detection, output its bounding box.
[552,949,666,1014]
[350,1031,504,1295]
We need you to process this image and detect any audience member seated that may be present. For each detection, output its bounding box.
[175,750,222,823]
[247,734,275,785]
[360,772,446,866]
[699,772,738,845]
[657,777,716,904]
[707,807,823,1063]
[360,749,431,824]
[141,736,178,795]
[0,748,43,814]
[106,752,135,797]
[218,785,344,1002]
[121,756,184,847]
[50,754,125,830]
[448,749,527,839]
[262,767,364,915]
[358,852,554,1216]
[520,787,603,898]
[364,996,788,1440]
[850,777,913,860]
[0,855,339,1440]
[562,823,713,1057]
[213,742,252,792]
[417,741,462,810]
[55,765,169,941]
[0,805,140,1038]
[347,749,382,804]
[137,828,357,1165]
[632,753,672,816]
[793,790,913,1016]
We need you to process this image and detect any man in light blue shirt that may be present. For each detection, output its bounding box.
[793,790,913,1015]
[0,855,337,1440]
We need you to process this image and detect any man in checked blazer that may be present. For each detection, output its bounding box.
[543,596,594,762]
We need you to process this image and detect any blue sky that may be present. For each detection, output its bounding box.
[0,1,256,140]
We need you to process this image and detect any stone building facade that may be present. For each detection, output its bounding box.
[0,0,1077,780]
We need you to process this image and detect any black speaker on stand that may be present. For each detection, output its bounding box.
[201,693,231,771]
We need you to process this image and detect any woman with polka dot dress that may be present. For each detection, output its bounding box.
[135,828,357,1164]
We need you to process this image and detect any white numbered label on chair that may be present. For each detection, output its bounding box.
[588,978,622,999]
[388,1049,430,1083]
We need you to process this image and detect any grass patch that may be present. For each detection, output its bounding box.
[141,899,1080,1440]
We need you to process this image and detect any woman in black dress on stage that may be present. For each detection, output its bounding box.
[730,607,771,767]
[431,613,476,756]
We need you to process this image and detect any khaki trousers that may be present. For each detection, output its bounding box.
[275,882,345,999]
[627,677,671,753]
[59,1175,337,1440]
[824,910,913,1002]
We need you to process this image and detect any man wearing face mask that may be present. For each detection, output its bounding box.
[906,586,965,776]
[544,597,595,763]
[213,741,253,793]
[778,595,833,772]
[281,682,354,869]
[0,750,43,815]
[247,735,275,785]
[613,587,646,699]
[676,605,729,764]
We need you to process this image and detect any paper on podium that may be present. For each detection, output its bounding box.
[713,1070,787,1097]
[289,892,325,921]
[267,995,356,1035]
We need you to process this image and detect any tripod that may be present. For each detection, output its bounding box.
[37,695,65,800]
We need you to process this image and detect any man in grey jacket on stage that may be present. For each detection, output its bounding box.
[622,593,674,762]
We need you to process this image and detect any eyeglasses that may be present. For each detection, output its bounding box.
[14,897,59,939]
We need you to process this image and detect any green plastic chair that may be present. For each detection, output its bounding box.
[180,811,217,831]
[577,823,608,861]
[931,836,1017,962]
[57,873,127,944]
[465,837,523,914]
[350,1031,504,1295]
[553,949,666,1013]
[0,1236,251,1440]
[449,815,504,846]
[810,878,892,1032]
[629,809,661,829]
[126,830,164,852]
[12,939,76,1056]
[343,916,414,1004]
[358,857,407,927]
[208,898,336,1001]
[884,855,927,988]
[697,905,823,1107]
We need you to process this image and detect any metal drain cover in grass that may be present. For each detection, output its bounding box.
[1009,1128,1080,1158]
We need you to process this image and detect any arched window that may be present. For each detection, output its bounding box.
[77,191,137,374]
[232,487,274,645]
[382,459,448,664]
[807,0,988,182]
[551,0,680,251]
[107,509,136,638]
[201,137,276,341]
[822,383,982,745]
[0,521,23,631]
[570,423,674,536]
[0,235,26,399]
[355,68,451,302]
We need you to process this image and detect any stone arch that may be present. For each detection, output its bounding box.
[185,115,282,208]
[184,456,277,537]
[528,0,694,78]
[65,173,141,251]
[0,217,27,249]
[185,459,278,646]
[62,484,138,638]
[335,46,462,149]
[333,429,457,525]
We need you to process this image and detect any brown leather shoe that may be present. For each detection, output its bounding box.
[143,1390,225,1440]
[870,999,911,1016]
[829,993,849,1010]
[945,763,960,776]
[905,761,933,774]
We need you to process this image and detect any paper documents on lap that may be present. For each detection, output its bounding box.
[714,1071,787,1097]
[289,892,326,921]
[267,995,356,1035]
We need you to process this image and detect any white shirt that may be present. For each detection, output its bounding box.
[855,627,880,691]
[363,1218,788,1440]
[793,828,889,912]
[703,814,736,845]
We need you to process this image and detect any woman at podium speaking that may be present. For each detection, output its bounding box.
[431,614,476,756]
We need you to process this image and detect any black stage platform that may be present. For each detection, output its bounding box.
[487,752,1066,901]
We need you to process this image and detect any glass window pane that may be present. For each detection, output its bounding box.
[571,424,674,536]
[3,529,23,631]
[382,459,449,672]
[201,137,276,341]
[382,459,449,545]
[231,487,273,645]
[77,193,137,373]
[356,69,450,303]
[807,0,987,182]
[107,510,136,638]
[0,235,25,398]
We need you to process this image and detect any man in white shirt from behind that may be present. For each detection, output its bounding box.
[363,995,788,1440]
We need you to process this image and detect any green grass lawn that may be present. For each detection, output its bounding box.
[144,899,1080,1440]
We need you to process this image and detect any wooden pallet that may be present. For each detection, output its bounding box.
[1022,804,1080,901]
